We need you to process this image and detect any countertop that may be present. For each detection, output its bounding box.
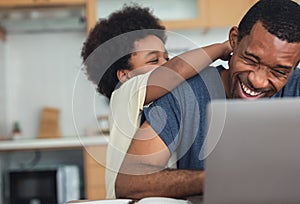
[0,136,109,152]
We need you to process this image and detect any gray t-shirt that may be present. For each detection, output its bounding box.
[144,66,300,170]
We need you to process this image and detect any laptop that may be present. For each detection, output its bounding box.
[203,98,300,204]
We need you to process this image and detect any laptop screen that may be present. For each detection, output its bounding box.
[204,98,300,204]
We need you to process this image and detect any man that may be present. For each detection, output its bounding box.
[115,0,300,200]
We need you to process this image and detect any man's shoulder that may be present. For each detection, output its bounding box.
[151,66,223,104]
[168,66,218,97]
[285,67,300,87]
[182,66,220,88]
[274,68,300,97]
[291,67,300,77]
[184,66,225,100]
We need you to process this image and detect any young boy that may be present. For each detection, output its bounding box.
[81,5,232,198]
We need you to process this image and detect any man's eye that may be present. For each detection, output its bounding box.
[244,57,257,65]
[165,57,170,61]
[276,70,286,75]
[273,69,288,77]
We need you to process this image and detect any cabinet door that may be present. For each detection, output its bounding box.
[0,0,96,35]
[0,0,85,7]
[163,0,206,30]
[84,145,107,200]
[203,0,258,27]
[97,0,205,30]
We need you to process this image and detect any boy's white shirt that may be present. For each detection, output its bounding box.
[106,71,177,199]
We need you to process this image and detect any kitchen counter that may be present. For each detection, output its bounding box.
[0,136,109,152]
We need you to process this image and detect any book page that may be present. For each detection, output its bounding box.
[67,199,132,204]
[67,197,189,204]
[137,197,189,204]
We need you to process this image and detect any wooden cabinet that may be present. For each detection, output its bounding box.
[201,0,258,28]
[0,0,96,40]
[0,27,5,41]
[169,0,259,29]
[84,145,107,200]
[85,0,96,33]
[162,0,205,30]
[203,0,298,28]
[0,137,108,202]
[96,0,259,30]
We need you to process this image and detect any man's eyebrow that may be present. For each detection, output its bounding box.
[275,64,293,69]
[245,51,260,61]
[245,51,292,69]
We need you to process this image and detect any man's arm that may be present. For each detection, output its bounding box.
[115,121,205,200]
[144,41,232,104]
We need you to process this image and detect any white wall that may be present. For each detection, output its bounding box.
[166,28,230,68]
[0,40,7,138]
[2,27,230,139]
[4,32,109,138]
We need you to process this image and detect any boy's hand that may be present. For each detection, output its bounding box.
[219,40,233,61]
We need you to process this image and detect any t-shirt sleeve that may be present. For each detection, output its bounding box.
[110,71,152,139]
[144,92,181,153]
[143,79,201,154]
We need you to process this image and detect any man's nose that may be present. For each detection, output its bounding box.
[248,65,270,89]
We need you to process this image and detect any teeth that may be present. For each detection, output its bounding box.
[241,83,261,96]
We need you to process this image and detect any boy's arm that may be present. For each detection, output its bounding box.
[115,121,205,200]
[145,41,232,104]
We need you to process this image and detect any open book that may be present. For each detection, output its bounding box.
[67,197,190,204]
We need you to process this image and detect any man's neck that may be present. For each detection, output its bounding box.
[219,68,230,99]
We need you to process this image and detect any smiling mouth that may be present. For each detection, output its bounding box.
[240,82,262,97]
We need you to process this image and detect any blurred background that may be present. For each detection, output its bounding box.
[0,0,261,139]
[1,0,293,203]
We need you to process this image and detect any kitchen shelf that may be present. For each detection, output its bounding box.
[0,0,86,8]
[0,135,109,152]
[0,0,96,39]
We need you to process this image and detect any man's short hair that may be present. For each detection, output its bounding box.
[238,0,300,43]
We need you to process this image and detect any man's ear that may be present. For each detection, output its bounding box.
[117,69,130,83]
[229,26,239,50]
